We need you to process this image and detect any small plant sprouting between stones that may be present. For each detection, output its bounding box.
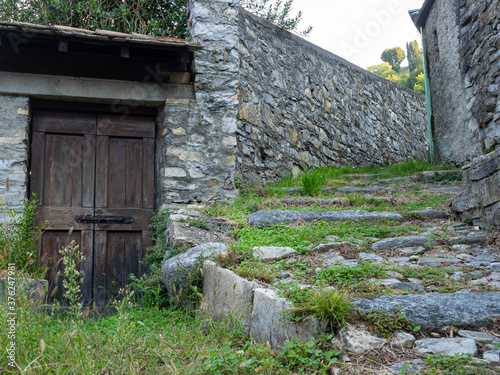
[357,310,420,337]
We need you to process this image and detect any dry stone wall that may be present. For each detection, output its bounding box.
[236,10,428,185]
[0,95,29,215]
[423,0,500,164]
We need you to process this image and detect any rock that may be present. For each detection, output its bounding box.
[333,324,387,354]
[390,331,416,349]
[410,209,448,219]
[352,292,500,330]
[458,330,498,344]
[247,210,403,228]
[323,254,346,265]
[449,235,488,245]
[420,170,462,182]
[389,364,424,374]
[279,272,291,279]
[250,288,328,348]
[372,236,433,251]
[278,198,349,206]
[418,257,462,267]
[202,260,260,332]
[310,242,344,254]
[166,220,228,248]
[0,278,47,303]
[359,252,384,262]
[402,246,426,255]
[490,263,500,271]
[386,271,404,278]
[414,338,477,357]
[161,242,228,297]
[253,246,298,261]
[374,176,413,185]
[391,282,425,292]
[484,351,500,362]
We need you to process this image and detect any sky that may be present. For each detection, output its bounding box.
[290,0,424,69]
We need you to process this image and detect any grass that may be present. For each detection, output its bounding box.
[315,262,387,286]
[270,159,455,189]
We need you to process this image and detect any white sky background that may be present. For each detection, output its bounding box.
[290,0,425,69]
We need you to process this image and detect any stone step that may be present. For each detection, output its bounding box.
[247,209,403,228]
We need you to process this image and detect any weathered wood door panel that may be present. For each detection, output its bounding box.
[30,110,155,305]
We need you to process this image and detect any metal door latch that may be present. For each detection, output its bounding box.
[75,215,134,225]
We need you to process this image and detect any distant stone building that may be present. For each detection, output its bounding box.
[413,0,500,164]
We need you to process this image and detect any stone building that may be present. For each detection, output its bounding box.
[0,0,428,302]
[413,0,500,164]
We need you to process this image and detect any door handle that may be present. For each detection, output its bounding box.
[75,215,134,224]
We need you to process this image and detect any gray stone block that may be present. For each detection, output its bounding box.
[414,338,477,357]
[371,236,434,251]
[249,288,327,348]
[248,210,403,228]
[353,292,500,330]
[202,260,259,333]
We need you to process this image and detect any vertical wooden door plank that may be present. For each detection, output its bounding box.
[80,230,93,305]
[93,231,107,305]
[106,232,125,303]
[82,135,96,208]
[142,138,155,209]
[125,139,142,208]
[108,138,127,208]
[31,132,45,204]
[95,136,109,208]
[124,232,140,283]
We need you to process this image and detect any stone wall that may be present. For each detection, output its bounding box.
[0,95,29,215]
[236,10,428,185]
[159,0,240,207]
[453,148,500,228]
[423,0,499,164]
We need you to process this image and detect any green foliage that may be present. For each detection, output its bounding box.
[360,311,420,337]
[381,47,405,72]
[423,354,489,375]
[315,262,387,286]
[232,260,277,283]
[0,0,188,38]
[58,241,85,320]
[406,40,423,74]
[301,169,327,196]
[242,0,312,35]
[280,283,353,328]
[0,195,46,278]
[367,62,395,78]
[280,337,340,374]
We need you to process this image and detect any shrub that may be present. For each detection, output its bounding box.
[0,195,46,278]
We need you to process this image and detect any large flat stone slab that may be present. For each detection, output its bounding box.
[414,338,477,357]
[371,236,434,250]
[247,210,403,228]
[202,261,260,333]
[353,292,500,330]
[249,288,327,348]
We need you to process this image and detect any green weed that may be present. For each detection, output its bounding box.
[232,260,277,283]
[423,354,490,375]
[315,262,387,286]
[0,194,46,278]
[280,337,340,375]
[301,169,327,196]
[357,310,420,337]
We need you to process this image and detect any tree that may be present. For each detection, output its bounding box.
[241,0,312,35]
[406,40,423,74]
[381,47,405,72]
[0,0,189,38]
[0,0,311,39]
[367,62,395,78]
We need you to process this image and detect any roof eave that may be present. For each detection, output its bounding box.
[413,0,437,29]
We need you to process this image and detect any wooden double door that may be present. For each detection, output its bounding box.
[30,110,155,305]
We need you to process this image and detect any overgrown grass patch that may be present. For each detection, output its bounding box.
[315,262,388,286]
[229,220,422,257]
